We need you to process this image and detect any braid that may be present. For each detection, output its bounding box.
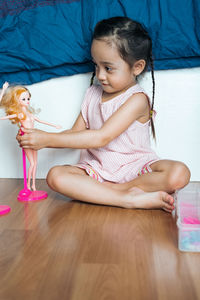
[149,52,156,140]
[90,71,95,86]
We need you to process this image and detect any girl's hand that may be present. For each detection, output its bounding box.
[16,128,49,150]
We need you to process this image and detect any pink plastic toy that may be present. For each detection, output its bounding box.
[183,217,200,224]
[17,144,48,202]
[0,205,11,216]
[0,82,61,201]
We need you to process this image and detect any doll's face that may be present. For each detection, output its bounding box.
[18,91,31,107]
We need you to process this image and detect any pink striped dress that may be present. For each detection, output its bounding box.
[76,84,159,183]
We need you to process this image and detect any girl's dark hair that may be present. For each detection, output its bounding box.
[91,16,156,139]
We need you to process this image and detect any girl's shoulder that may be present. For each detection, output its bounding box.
[103,84,148,107]
[126,84,146,97]
[127,84,151,105]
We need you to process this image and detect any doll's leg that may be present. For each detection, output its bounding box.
[46,165,175,212]
[105,160,190,193]
[31,150,38,191]
[24,149,35,190]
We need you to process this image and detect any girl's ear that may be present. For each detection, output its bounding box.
[132,59,146,76]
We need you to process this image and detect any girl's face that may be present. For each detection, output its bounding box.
[91,39,136,97]
[19,91,31,107]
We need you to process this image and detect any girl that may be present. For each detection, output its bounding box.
[0,82,61,191]
[17,17,190,211]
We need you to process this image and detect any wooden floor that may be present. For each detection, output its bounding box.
[0,179,200,300]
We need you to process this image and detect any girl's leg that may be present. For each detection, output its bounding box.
[24,149,35,190]
[106,160,191,193]
[46,165,175,212]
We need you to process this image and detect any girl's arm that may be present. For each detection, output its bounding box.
[17,93,149,150]
[33,116,62,129]
[17,112,87,149]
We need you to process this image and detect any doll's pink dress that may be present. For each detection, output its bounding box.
[75,84,159,183]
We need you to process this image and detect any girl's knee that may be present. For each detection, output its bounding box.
[167,162,190,191]
[46,166,63,190]
[46,165,79,191]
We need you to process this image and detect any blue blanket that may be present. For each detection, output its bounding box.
[0,0,199,85]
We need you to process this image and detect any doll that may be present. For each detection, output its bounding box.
[0,82,61,191]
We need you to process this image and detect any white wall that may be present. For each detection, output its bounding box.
[0,67,199,180]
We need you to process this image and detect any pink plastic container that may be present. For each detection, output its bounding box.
[176,183,200,252]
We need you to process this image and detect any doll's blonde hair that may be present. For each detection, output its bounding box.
[0,85,35,125]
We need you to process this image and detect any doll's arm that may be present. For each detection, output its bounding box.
[0,114,17,120]
[0,82,9,102]
[0,112,24,121]
[33,116,62,129]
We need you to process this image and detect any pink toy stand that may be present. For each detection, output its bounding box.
[0,205,11,216]
[17,148,48,202]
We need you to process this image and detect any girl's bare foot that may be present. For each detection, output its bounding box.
[125,189,174,212]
